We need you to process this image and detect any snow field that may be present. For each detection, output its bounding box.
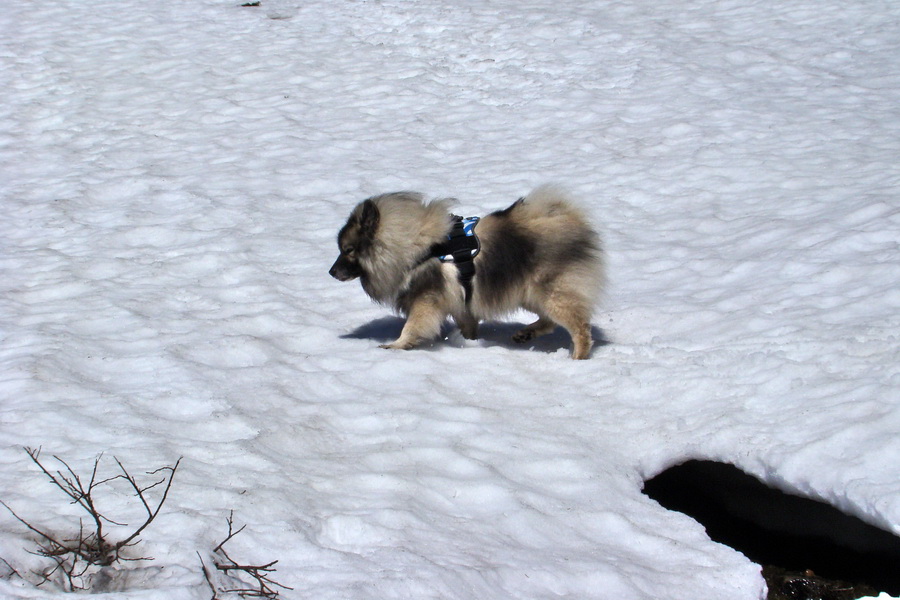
[2,0,899,598]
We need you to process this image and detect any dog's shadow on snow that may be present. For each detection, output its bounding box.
[342,317,610,355]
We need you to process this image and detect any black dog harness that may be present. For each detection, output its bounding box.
[428,215,481,303]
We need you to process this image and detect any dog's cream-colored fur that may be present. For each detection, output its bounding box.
[332,185,604,359]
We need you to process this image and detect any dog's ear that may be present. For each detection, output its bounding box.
[359,199,380,237]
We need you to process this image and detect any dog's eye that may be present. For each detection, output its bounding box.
[343,245,355,255]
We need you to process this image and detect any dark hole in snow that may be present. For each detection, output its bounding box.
[642,460,900,599]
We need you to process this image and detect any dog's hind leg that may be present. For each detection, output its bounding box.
[512,315,556,343]
[380,301,446,351]
[540,296,594,360]
[563,319,593,360]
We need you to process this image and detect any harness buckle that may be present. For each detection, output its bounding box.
[439,216,480,263]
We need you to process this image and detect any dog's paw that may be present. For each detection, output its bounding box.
[512,329,537,344]
[379,341,415,350]
[460,329,479,340]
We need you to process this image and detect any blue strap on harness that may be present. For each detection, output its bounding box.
[429,215,481,303]
[437,216,480,262]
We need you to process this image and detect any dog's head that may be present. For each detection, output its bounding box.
[329,198,380,282]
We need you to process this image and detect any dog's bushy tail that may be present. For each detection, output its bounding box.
[515,184,590,221]
[516,184,606,302]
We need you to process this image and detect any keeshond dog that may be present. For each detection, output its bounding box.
[329,185,604,359]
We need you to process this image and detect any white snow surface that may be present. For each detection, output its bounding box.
[1,0,899,598]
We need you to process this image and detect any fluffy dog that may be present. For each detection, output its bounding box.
[329,185,604,359]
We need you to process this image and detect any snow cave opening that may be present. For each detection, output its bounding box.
[642,460,900,596]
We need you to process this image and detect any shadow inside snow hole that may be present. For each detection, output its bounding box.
[341,316,610,354]
[642,460,900,600]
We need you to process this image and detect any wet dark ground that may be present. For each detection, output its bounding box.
[762,565,876,600]
[642,460,900,600]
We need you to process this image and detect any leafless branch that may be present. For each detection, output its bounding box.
[213,510,248,554]
[209,512,292,599]
[2,449,182,591]
[112,457,181,553]
[198,552,220,600]
[0,557,23,581]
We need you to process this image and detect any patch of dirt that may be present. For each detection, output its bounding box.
[763,565,878,600]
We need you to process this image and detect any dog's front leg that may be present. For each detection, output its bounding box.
[380,301,445,351]
[453,310,479,340]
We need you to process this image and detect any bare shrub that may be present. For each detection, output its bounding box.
[1,447,180,591]
[200,511,292,599]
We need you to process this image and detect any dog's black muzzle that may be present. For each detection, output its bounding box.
[329,256,361,281]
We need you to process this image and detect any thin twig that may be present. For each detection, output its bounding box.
[0,557,22,581]
[3,450,182,590]
[112,457,181,555]
[213,511,247,554]
[198,552,219,600]
[210,512,293,599]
